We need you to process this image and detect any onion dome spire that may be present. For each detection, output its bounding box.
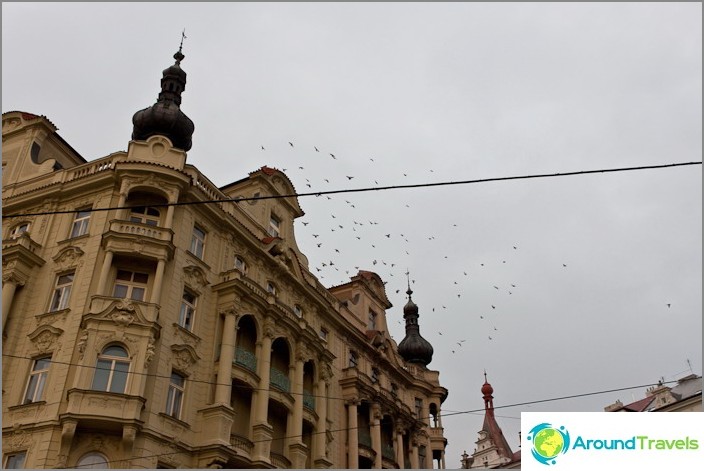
[132,32,195,151]
[397,274,434,366]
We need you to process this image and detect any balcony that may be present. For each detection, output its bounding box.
[230,433,254,457]
[303,390,315,410]
[102,220,174,260]
[88,295,159,324]
[234,347,258,373]
[359,429,372,448]
[270,367,290,392]
[382,442,396,461]
[108,220,172,241]
[64,389,145,429]
[270,452,291,469]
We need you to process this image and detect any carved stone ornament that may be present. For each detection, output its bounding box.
[144,334,157,369]
[27,325,64,353]
[52,246,84,270]
[263,318,276,338]
[171,344,200,373]
[183,265,208,290]
[5,426,29,451]
[77,330,89,359]
[320,363,333,382]
[110,310,135,327]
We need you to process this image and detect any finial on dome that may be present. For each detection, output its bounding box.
[406,270,413,297]
[174,29,186,64]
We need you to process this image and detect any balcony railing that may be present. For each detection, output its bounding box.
[358,429,372,448]
[270,452,291,469]
[270,367,290,392]
[230,434,254,456]
[234,347,257,373]
[108,220,172,241]
[382,442,396,461]
[303,390,315,410]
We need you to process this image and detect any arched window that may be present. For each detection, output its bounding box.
[91,345,130,393]
[129,206,160,226]
[76,452,109,469]
[234,256,247,273]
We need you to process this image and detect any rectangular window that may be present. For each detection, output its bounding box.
[112,270,148,301]
[23,356,51,404]
[319,327,328,340]
[348,350,358,368]
[49,272,74,312]
[190,226,206,258]
[70,209,91,238]
[9,223,30,239]
[234,256,247,273]
[129,206,160,226]
[179,290,197,331]
[268,215,280,238]
[3,452,26,469]
[415,398,423,418]
[371,368,379,384]
[165,371,185,420]
[368,310,377,330]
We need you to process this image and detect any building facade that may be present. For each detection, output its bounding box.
[1,49,448,469]
[604,374,702,413]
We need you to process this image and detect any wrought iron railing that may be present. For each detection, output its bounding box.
[303,390,315,410]
[270,367,291,392]
[358,429,372,448]
[382,442,396,460]
[234,347,257,372]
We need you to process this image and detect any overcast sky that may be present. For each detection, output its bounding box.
[3,2,702,465]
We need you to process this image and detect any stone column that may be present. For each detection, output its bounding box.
[441,450,446,469]
[252,319,274,463]
[395,425,404,467]
[314,368,329,464]
[214,309,238,404]
[116,180,130,220]
[96,250,114,295]
[370,403,382,469]
[2,275,21,330]
[164,201,176,229]
[289,348,306,467]
[411,441,419,469]
[347,399,359,469]
[149,258,166,304]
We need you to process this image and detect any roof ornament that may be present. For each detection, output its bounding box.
[175,29,186,64]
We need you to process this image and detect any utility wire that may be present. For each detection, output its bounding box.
[69,379,681,467]
[2,162,700,219]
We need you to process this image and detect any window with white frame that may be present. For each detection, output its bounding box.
[70,209,91,238]
[268,214,281,237]
[165,371,185,420]
[91,345,130,394]
[23,356,51,404]
[371,367,380,384]
[9,222,30,239]
[190,226,206,258]
[179,290,197,331]
[75,452,109,469]
[368,310,377,330]
[3,451,26,469]
[234,256,247,273]
[348,350,358,368]
[112,270,148,301]
[49,272,74,312]
[129,206,160,226]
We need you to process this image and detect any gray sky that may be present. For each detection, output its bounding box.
[3,2,702,465]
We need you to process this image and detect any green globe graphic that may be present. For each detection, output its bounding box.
[533,428,564,459]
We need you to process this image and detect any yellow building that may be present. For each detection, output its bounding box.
[1,49,448,469]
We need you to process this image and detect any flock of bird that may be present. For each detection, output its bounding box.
[257,140,576,355]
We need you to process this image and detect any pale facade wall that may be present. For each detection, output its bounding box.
[2,111,448,469]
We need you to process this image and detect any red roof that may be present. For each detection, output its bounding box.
[619,396,655,412]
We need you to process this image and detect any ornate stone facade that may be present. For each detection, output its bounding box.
[2,53,448,469]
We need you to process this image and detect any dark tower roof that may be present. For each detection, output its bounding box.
[397,286,434,366]
[132,48,195,151]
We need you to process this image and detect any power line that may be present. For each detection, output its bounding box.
[72,379,679,467]
[2,161,700,219]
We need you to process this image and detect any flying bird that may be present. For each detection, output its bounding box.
[261,145,265,150]
[330,153,336,159]
[346,176,354,180]
[302,222,309,226]
[289,142,294,147]
[314,146,319,152]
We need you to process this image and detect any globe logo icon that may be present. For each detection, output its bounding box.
[527,423,571,465]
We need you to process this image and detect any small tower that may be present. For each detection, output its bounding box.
[397,282,434,366]
[132,38,195,151]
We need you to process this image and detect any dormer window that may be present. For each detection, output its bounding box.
[9,222,30,239]
[268,214,281,238]
[234,256,247,273]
